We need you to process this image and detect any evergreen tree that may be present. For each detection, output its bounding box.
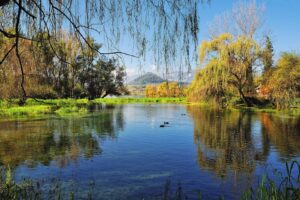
[262,36,274,74]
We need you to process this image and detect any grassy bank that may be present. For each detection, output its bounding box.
[0,97,299,119]
[0,99,90,118]
[0,98,186,118]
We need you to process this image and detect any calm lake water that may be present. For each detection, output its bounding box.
[0,104,300,199]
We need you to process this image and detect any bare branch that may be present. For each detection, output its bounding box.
[13,0,36,19]
[0,43,16,65]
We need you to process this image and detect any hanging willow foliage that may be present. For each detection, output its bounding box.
[188,33,261,106]
[0,0,211,103]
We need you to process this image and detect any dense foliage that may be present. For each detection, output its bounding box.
[266,53,300,109]
[0,33,127,100]
[145,82,186,98]
[188,33,300,109]
[188,31,300,109]
[188,33,260,106]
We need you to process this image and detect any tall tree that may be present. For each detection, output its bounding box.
[189,33,261,106]
[208,0,264,95]
[261,36,274,75]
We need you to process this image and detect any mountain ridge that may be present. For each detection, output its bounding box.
[129,72,165,85]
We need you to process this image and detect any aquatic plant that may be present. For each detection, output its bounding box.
[243,161,300,200]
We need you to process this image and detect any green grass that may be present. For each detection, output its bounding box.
[0,98,187,119]
[0,105,53,117]
[25,98,90,107]
[0,99,90,118]
[0,97,299,119]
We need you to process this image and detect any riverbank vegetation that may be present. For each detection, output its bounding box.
[145,82,186,98]
[0,34,128,104]
[187,2,300,110]
[0,98,186,118]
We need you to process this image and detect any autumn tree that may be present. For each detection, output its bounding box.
[168,82,181,97]
[0,35,56,99]
[157,82,169,97]
[145,82,184,98]
[145,85,157,98]
[188,58,227,104]
[208,1,264,95]
[267,53,300,109]
[0,32,128,100]
[188,33,261,106]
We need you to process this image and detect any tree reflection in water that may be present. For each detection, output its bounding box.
[187,106,266,177]
[188,106,300,178]
[0,105,124,168]
[260,113,300,158]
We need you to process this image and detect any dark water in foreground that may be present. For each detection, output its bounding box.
[0,104,300,199]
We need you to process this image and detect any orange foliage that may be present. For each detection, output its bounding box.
[144,82,185,98]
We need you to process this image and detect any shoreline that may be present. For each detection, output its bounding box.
[0,97,299,120]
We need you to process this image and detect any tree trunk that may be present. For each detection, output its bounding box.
[239,88,252,107]
[18,96,26,106]
[245,65,254,95]
[101,92,109,98]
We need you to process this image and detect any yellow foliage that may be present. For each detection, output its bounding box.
[267,53,300,109]
[157,82,169,97]
[188,33,260,105]
[144,82,185,98]
[199,33,232,63]
[145,85,157,98]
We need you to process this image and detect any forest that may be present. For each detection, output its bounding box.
[0,33,128,101]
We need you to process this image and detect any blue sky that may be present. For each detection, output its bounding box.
[93,0,300,80]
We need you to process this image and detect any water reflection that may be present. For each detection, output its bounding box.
[260,113,300,158]
[0,105,124,168]
[187,106,300,177]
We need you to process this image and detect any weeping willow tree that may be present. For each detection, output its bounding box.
[188,33,261,106]
[0,0,207,104]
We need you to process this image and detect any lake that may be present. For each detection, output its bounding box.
[0,104,300,199]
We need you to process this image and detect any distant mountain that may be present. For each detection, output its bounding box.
[129,72,165,85]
